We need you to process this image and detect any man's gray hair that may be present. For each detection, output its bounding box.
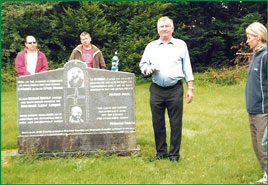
[157,16,174,28]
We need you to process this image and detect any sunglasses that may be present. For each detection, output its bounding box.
[26,42,37,44]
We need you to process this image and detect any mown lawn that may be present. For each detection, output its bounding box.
[1,78,263,184]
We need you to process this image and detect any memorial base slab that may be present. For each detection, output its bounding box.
[17,132,141,157]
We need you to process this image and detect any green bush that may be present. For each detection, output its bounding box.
[196,66,248,86]
[1,63,17,92]
[1,1,267,82]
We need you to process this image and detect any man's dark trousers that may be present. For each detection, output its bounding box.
[150,80,183,159]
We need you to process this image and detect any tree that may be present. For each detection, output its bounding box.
[109,2,168,74]
[1,1,267,81]
[163,1,267,70]
[1,2,60,70]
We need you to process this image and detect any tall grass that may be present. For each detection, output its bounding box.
[1,70,263,184]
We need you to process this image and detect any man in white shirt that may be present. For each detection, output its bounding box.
[140,16,194,163]
[15,35,49,76]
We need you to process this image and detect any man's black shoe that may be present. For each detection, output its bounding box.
[169,156,179,163]
[149,154,169,162]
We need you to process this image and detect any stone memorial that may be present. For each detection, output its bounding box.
[16,60,140,156]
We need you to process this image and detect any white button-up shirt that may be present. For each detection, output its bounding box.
[140,37,194,87]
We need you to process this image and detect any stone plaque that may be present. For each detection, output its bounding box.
[17,60,140,156]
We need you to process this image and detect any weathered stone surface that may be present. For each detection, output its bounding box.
[16,60,140,156]
[18,132,137,153]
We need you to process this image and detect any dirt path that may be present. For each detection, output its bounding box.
[1,149,17,167]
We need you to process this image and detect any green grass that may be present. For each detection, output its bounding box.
[1,90,18,149]
[1,76,264,184]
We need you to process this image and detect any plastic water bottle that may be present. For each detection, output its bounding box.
[111,51,119,72]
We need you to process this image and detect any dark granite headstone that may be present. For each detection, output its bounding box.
[16,60,140,157]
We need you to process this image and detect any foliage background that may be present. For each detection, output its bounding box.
[1,1,267,84]
[1,2,267,183]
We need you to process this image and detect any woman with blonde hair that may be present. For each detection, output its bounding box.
[245,22,267,184]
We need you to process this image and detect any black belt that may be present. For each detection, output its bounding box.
[153,80,182,89]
